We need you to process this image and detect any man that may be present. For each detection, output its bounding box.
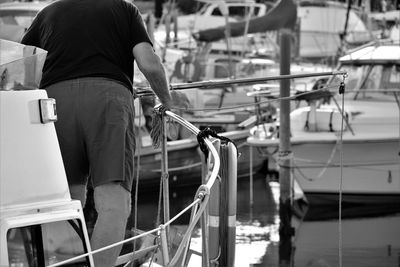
[21,0,173,266]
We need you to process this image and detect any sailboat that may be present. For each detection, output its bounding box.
[193,0,373,62]
[0,39,240,266]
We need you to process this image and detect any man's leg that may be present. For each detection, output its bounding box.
[91,182,131,267]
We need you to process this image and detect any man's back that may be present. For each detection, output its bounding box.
[22,0,151,90]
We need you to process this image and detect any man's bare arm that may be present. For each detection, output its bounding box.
[133,42,172,109]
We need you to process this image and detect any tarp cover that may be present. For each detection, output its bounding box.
[193,0,297,42]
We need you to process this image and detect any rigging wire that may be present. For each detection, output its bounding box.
[394,92,400,177]
[338,78,346,267]
[271,78,347,266]
[127,99,144,266]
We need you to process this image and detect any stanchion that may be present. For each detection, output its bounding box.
[218,141,237,267]
[208,139,237,267]
[208,140,221,267]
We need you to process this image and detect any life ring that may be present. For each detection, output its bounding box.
[170,56,202,82]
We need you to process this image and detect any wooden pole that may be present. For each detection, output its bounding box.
[172,7,178,48]
[219,1,235,79]
[278,28,294,267]
[154,0,163,20]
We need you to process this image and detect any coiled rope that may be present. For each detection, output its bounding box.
[197,127,238,161]
[150,105,169,149]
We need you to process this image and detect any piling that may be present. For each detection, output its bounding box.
[172,8,178,47]
[279,28,294,267]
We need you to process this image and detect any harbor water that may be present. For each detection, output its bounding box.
[124,174,400,267]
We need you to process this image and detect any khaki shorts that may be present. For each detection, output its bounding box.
[46,77,135,191]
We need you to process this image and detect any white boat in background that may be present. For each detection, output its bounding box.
[297,0,373,60]
[154,0,274,55]
[175,0,372,62]
[247,40,400,205]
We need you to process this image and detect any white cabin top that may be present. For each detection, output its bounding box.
[0,40,70,212]
[339,41,400,63]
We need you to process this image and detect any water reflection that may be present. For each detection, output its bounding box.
[293,212,400,267]
[261,184,400,267]
[122,175,400,266]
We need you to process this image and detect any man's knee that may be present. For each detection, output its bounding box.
[93,182,131,218]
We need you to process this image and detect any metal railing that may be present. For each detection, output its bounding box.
[137,71,348,95]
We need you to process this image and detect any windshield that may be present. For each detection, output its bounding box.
[328,63,400,101]
[210,6,261,18]
[199,4,261,19]
[0,10,38,28]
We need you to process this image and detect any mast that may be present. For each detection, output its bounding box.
[217,0,235,79]
[339,0,353,57]
[278,28,293,267]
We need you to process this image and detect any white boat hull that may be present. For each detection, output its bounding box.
[291,138,400,195]
[247,96,400,204]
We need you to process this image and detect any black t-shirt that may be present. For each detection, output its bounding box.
[21,0,152,91]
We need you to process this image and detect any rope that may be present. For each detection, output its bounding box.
[148,240,162,267]
[156,174,168,226]
[131,98,143,264]
[150,105,169,149]
[292,158,397,168]
[286,137,341,181]
[197,127,238,161]
[153,104,168,227]
[167,187,210,266]
[47,228,160,267]
[395,92,400,183]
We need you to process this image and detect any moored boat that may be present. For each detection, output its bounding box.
[135,123,267,189]
[247,40,400,205]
